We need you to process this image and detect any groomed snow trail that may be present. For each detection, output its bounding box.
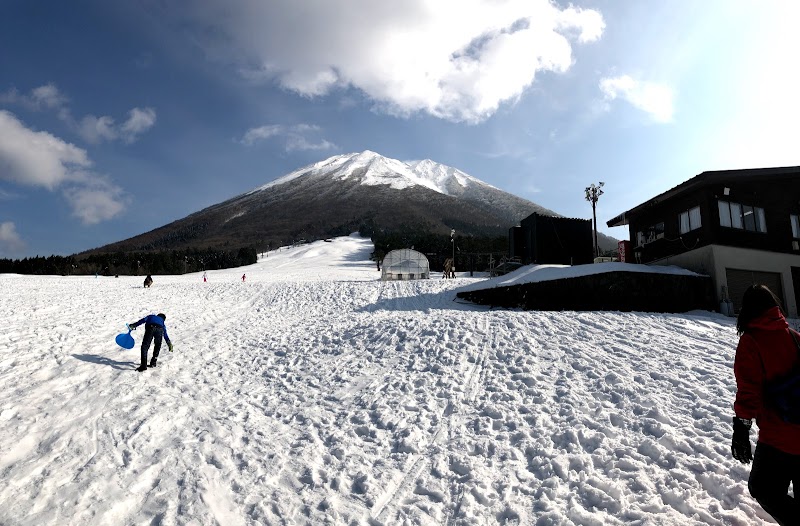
[0,235,782,525]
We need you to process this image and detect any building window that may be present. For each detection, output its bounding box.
[718,200,766,233]
[718,201,730,227]
[679,206,702,234]
[791,214,800,239]
[636,222,665,246]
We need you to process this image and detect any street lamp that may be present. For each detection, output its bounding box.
[585,182,605,259]
[451,229,455,275]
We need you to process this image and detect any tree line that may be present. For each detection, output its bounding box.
[0,247,257,276]
[1,221,512,276]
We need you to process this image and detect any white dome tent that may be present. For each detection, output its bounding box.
[381,249,430,281]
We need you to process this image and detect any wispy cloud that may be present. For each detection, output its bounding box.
[241,124,337,152]
[78,115,118,144]
[599,75,674,123]
[120,107,157,142]
[1,84,157,144]
[0,83,67,110]
[75,106,157,144]
[158,0,605,123]
[0,221,26,255]
[0,110,127,224]
[241,125,283,146]
[0,188,21,201]
[63,179,127,225]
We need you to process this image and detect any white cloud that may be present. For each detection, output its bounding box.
[0,110,91,189]
[285,135,336,153]
[241,125,283,146]
[600,75,674,123]
[0,188,20,200]
[241,123,337,152]
[30,84,68,109]
[78,115,119,144]
[0,221,25,254]
[63,179,127,225]
[0,83,68,110]
[1,84,156,144]
[0,111,126,223]
[160,0,605,123]
[121,107,157,142]
[75,107,157,144]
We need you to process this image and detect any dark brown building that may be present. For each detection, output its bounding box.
[607,166,800,315]
[510,213,593,265]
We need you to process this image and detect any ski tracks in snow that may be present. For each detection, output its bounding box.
[0,261,770,525]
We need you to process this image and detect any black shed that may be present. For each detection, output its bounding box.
[510,213,593,265]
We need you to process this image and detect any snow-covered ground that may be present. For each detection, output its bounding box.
[0,234,788,525]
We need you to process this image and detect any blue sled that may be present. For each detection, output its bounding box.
[115,324,135,349]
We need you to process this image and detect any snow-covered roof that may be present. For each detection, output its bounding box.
[459,261,704,293]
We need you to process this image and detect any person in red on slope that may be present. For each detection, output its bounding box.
[731,284,800,524]
[242,274,246,282]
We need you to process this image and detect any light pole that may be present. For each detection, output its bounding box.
[585,182,604,259]
[451,229,455,275]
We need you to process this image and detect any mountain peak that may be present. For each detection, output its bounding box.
[91,150,620,255]
[252,150,490,196]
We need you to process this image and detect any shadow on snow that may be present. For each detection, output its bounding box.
[72,353,137,370]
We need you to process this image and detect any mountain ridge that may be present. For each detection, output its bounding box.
[248,150,501,197]
[85,151,618,254]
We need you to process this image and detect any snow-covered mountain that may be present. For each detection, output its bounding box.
[251,150,498,197]
[89,151,615,254]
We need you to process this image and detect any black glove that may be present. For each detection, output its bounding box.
[731,417,753,464]
[128,323,138,330]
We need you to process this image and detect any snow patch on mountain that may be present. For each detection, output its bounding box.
[406,158,498,194]
[250,150,495,196]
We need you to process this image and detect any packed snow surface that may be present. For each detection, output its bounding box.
[0,234,787,525]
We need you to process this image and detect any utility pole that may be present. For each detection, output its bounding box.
[451,229,455,275]
[585,182,605,259]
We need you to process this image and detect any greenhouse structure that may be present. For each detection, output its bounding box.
[381,249,430,281]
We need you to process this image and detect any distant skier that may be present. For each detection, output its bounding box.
[242,274,246,282]
[143,275,153,288]
[203,272,207,283]
[128,313,173,372]
[731,284,800,524]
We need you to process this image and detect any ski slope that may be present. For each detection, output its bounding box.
[0,234,785,525]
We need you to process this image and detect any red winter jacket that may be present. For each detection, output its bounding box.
[734,306,800,455]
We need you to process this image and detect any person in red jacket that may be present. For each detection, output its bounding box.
[731,284,800,525]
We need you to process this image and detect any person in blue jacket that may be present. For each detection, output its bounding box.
[128,313,173,372]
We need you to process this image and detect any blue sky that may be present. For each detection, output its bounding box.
[1,1,798,258]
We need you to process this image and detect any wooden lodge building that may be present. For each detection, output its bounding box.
[607,166,800,316]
